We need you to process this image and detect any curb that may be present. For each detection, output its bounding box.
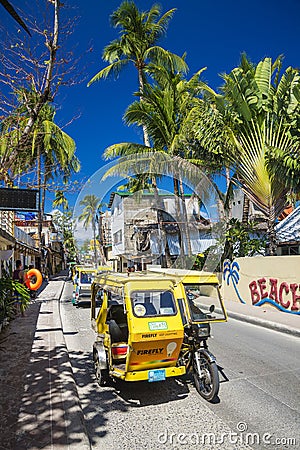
[227,310,300,338]
[57,278,92,450]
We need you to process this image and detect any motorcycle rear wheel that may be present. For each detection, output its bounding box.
[193,352,219,402]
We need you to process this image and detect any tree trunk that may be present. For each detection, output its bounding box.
[242,194,250,224]
[97,213,107,266]
[92,219,97,268]
[179,174,192,257]
[268,206,277,256]
[138,66,151,147]
[37,148,43,272]
[151,176,172,268]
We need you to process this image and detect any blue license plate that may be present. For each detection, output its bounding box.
[148,369,166,382]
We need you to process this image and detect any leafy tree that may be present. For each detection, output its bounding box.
[222,218,266,261]
[0,0,79,175]
[53,190,69,211]
[0,275,30,322]
[52,210,78,262]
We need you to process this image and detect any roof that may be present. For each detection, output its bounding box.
[275,205,300,243]
[108,190,195,208]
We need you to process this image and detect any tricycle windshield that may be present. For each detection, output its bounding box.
[80,272,95,284]
[184,283,226,322]
[131,290,176,317]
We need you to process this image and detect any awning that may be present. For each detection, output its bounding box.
[0,249,13,260]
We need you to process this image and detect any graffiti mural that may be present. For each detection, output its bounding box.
[223,259,300,315]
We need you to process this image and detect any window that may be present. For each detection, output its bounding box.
[131,290,176,317]
[113,230,122,244]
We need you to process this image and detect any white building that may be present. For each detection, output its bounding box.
[108,191,216,271]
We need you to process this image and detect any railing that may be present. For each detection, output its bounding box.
[14,225,36,248]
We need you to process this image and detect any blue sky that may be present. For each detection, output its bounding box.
[2,0,300,211]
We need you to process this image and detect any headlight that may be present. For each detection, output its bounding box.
[197,323,210,337]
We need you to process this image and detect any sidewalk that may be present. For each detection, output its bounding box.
[0,273,91,450]
[0,275,299,450]
[224,298,300,338]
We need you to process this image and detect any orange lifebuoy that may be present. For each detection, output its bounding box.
[25,269,43,290]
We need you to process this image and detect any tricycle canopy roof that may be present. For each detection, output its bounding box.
[93,269,220,288]
[147,268,220,284]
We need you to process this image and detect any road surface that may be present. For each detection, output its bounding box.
[60,281,299,449]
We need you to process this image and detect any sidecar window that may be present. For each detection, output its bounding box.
[131,290,176,317]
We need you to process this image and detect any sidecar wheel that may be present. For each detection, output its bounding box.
[193,353,219,402]
[94,351,109,386]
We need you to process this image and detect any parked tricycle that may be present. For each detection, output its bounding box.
[91,268,227,401]
[72,265,111,306]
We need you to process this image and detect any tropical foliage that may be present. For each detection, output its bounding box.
[222,218,266,261]
[0,275,30,323]
[190,55,300,254]
[88,1,187,147]
[52,210,77,262]
[78,195,106,266]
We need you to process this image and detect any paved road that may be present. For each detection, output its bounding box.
[207,320,300,448]
[60,281,299,449]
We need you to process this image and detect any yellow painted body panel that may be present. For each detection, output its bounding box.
[91,269,227,383]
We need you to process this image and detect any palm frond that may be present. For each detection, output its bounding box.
[87,59,130,86]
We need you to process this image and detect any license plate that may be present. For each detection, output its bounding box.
[148,369,166,382]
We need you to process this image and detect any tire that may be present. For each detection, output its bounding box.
[93,350,109,387]
[193,351,219,402]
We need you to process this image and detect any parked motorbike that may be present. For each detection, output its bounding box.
[91,268,227,402]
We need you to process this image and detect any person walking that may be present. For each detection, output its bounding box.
[12,260,25,316]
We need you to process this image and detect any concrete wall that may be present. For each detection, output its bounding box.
[222,256,300,314]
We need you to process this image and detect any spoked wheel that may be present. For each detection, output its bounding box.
[193,352,219,402]
[93,350,109,386]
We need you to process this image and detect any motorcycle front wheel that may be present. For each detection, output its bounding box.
[193,351,219,402]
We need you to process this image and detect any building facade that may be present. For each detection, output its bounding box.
[109,192,215,272]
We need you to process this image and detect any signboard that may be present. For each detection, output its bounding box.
[0,188,39,211]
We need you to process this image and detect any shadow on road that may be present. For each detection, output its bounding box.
[67,348,190,445]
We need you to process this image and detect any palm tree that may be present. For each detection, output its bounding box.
[53,190,69,211]
[78,195,106,267]
[103,67,210,262]
[88,1,187,147]
[1,90,80,267]
[190,55,300,255]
